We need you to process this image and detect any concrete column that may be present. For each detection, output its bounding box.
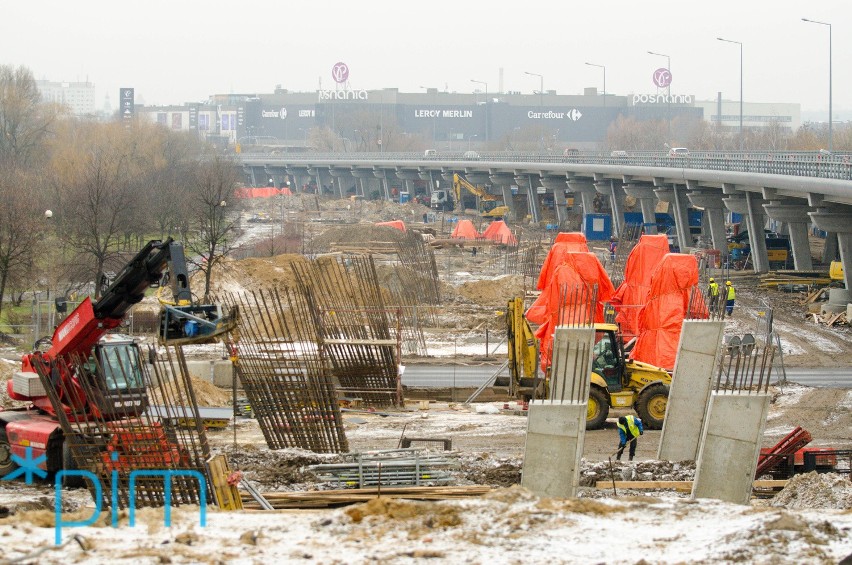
[526,175,541,223]
[522,327,594,498]
[654,186,690,250]
[658,321,725,461]
[595,180,622,236]
[762,202,814,271]
[490,172,517,221]
[809,209,852,290]
[692,392,771,505]
[541,175,569,226]
[724,193,769,273]
[823,232,838,263]
[623,184,659,234]
[568,180,598,229]
[687,190,728,258]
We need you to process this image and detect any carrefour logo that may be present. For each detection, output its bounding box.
[261,108,288,119]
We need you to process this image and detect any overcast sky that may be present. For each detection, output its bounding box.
[2,1,848,119]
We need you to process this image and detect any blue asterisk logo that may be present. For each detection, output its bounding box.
[2,447,47,484]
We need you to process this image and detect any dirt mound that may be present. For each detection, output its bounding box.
[455,274,525,308]
[148,375,231,407]
[312,224,408,252]
[770,472,852,509]
[207,254,310,294]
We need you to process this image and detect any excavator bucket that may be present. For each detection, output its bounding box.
[159,304,239,345]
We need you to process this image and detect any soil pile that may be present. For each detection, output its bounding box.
[207,254,310,295]
[148,374,232,407]
[770,472,852,509]
[455,274,525,308]
[312,224,408,252]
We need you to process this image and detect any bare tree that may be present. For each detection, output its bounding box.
[50,122,145,298]
[0,167,48,317]
[0,65,60,169]
[183,153,241,300]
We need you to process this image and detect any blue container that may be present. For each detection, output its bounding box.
[399,192,410,204]
[584,213,612,241]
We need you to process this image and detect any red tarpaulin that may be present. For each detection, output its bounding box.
[630,253,709,371]
[536,234,591,290]
[234,187,292,198]
[375,220,407,232]
[525,252,615,372]
[610,234,670,339]
[482,220,517,245]
[451,219,480,240]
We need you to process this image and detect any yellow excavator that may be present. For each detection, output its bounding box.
[504,298,672,430]
[453,173,510,218]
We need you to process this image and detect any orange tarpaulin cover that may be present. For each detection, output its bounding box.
[536,233,591,290]
[482,221,517,245]
[375,220,407,232]
[525,252,615,372]
[610,234,670,339]
[234,187,292,198]
[451,219,480,240]
[630,253,709,371]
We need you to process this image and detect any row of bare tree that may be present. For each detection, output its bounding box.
[0,65,242,320]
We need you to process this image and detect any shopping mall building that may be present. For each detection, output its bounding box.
[134,84,800,151]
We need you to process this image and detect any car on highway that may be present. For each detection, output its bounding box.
[610,150,628,158]
[668,147,690,157]
[463,151,481,160]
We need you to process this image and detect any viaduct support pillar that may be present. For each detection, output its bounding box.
[568,180,598,231]
[687,189,729,259]
[595,180,623,236]
[623,184,659,234]
[809,209,852,290]
[763,202,814,271]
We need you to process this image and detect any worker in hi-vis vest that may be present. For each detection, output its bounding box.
[725,280,736,316]
[708,277,720,314]
[616,415,644,461]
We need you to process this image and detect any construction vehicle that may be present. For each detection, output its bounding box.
[453,173,510,218]
[0,238,237,479]
[504,299,672,430]
[829,261,844,282]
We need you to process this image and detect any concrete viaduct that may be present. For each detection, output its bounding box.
[240,150,852,289]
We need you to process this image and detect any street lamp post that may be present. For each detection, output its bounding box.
[524,71,543,111]
[802,18,832,153]
[468,134,478,151]
[471,79,488,144]
[419,85,436,143]
[647,50,672,140]
[717,37,743,149]
[584,62,606,106]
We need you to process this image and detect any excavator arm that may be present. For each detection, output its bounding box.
[506,297,542,400]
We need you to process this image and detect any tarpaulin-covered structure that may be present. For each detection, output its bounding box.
[375,220,407,232]
[451,219,480,240]
[481,220,517,245]
[610,234,670,339]
[526,252,615,372]
[234,186,292,198]
[536,233,591,290]
[630,253,709,371]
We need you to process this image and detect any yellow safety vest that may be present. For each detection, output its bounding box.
[726,285,736,300]
[708,282,719,297]
[617,415,641,438]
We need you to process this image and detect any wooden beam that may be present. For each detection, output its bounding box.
[594,479,788,490]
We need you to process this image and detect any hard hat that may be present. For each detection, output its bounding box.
[709,277,715,282]
[726,280,732,285]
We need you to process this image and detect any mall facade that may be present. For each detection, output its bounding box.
[134,85,800,151]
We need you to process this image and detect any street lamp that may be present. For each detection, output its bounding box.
[647,50,672,139]
[717,37,743,149]
[471,79,488,143]
[802,17,833,153]
[468,134,478,151]
[524,71,544,111]
[584,62,606,106]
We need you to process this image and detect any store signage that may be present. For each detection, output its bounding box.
[528,109,582,121]
[317,89,369,101]
[414,109,473,118]
[632,94,692,104]
[261,107,288,119]
[332,62,349,83]
[653,68,672,88]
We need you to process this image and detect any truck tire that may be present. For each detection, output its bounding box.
[637,383,669,430]
[0,427,15,477]
[587,386,610,430]
[61,441,85,489]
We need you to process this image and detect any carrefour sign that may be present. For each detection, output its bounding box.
[261,108,288,119]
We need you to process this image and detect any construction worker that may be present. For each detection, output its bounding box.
[707,277,720,314]
[616,415,643,461]
[609,237,618,262]
[725,280,736,316]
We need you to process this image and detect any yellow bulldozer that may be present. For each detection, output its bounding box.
[503,297,672,429]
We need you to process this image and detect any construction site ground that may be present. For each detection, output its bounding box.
[1,195,851,563]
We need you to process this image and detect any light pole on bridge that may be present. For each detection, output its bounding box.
[717,37,744,150]
[802,17,833,153]
[471,79,488,144]
[584,62,606,107]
